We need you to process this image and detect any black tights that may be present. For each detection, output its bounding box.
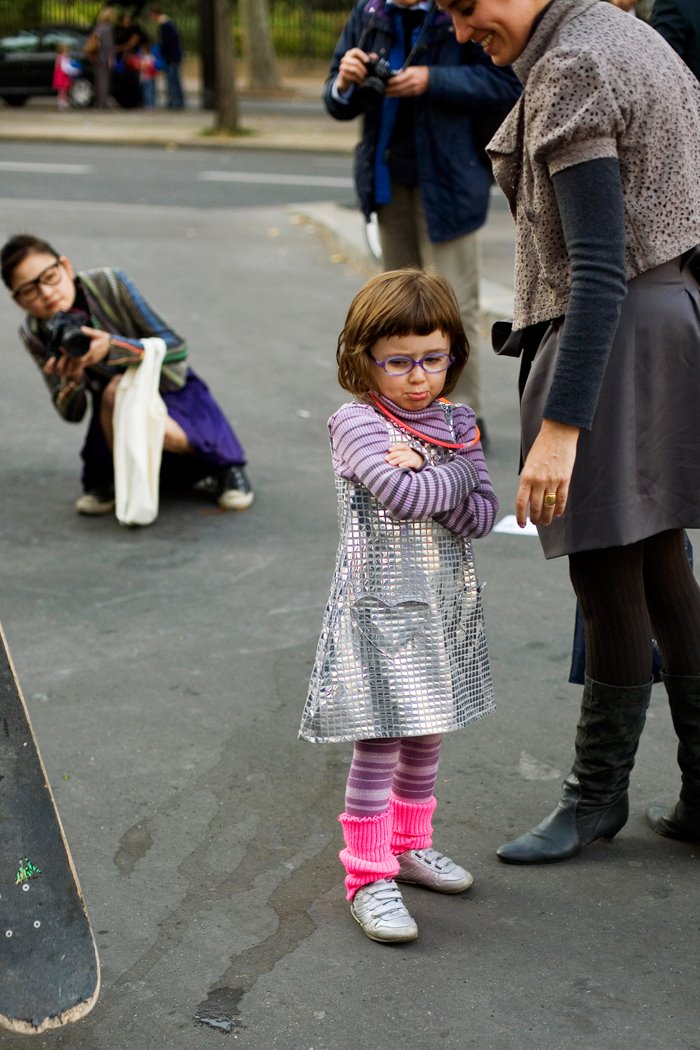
[569,529,700,686]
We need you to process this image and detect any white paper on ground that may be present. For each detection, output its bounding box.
[493,514,539,536]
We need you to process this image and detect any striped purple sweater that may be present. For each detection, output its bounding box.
[329,396,499,539]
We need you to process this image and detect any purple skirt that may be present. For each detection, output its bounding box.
[163,369,245,468]
[81,369,245,491]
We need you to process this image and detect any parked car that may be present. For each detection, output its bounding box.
[0,25,95,108]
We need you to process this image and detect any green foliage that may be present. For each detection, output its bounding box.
[269,6,345,59]
[0,0,345,59]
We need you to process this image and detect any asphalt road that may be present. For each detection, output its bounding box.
[0,162,698,1050]
[0,142,355,209]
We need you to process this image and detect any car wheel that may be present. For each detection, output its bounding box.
[69,77,94,109]
[2,95,28,107]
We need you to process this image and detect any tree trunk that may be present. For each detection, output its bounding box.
[239,0,281,92]
[212,0,240,133]
[199,0,216,110]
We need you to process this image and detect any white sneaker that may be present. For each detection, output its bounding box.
[75,489,115,516]
[350,879,418,944]
[396,848,474,894]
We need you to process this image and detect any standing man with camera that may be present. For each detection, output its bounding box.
[324,0,520,441]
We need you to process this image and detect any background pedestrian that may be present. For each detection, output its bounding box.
[323,0,520,444]
[52,43,81,110]
[138,41,159,108]
[85,6,116,110]
[148,3,185,109]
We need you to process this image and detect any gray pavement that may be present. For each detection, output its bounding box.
[0,78,355,153]
[0,105,698,1050]
[0,80,515,316]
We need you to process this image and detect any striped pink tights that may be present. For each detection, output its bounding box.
[344,735,442,818]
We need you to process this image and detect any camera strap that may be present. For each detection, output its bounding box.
[402,1,437,69]
[358,0,436,71]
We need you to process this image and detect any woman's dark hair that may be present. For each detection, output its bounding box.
[336,267,469,400]
[1,234,61,290]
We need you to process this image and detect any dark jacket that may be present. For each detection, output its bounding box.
[651,0,700,81]
[323,0,521,242]
[158,17,183,65]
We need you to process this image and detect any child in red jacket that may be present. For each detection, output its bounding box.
[53,44,81,110]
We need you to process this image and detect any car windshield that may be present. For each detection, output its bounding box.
[0,32,40,52]
[42,30,86,51]
[0,28,88,53]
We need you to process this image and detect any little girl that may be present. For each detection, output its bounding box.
[53,44,81,110]
[299,268,498,944]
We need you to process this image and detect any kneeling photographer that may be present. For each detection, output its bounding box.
[1,234,253,517]
[324,0,520,441]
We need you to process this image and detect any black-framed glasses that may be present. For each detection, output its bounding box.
[11,260,63,306]
[371,351,453,377]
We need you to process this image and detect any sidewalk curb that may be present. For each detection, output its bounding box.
[0,127,356,153]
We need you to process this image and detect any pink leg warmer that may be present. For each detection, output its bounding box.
[338,809,400,901]
[389,794,437,855]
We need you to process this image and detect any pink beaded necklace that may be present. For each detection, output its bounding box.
[368,392,480,451]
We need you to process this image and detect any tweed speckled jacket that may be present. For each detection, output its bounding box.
[488,0,700,331]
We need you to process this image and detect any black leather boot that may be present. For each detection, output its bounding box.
[647,673,700,842]
[497,676,653,864]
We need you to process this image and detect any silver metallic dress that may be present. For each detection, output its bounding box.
[300,420,494,743]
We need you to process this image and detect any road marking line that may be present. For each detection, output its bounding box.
[0,161,93,174]
[199,171,353,188]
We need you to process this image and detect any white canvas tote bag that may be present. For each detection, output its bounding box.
[113,336,167,526]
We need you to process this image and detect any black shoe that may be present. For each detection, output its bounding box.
[496,775,629,865]
[497,676,652,864]
[646,801,700,842]
[646,673,700,843]
[217,466,254,511]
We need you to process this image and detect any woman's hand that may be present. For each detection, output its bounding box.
[386,446,424,471]
[43,351,85,382]
[42,326,111,382]
[77,326,111,368]
[516,418,580,527]
[386,67,429,97]
[336,47,373,92]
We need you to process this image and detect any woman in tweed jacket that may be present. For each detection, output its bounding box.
[437,0,700,861]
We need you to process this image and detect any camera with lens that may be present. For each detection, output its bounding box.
[45,309,91,359]
[358,55,396,100]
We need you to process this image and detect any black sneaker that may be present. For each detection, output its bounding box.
[217,466,254,511]
[75,487,115,516]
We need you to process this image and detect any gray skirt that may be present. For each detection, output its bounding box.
[521,257,700,559]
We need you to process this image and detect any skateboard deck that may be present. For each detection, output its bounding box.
[0,621,100,1034]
